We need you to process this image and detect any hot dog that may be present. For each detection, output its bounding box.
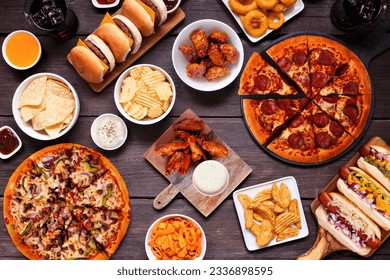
[316,192,381,256]
[357,145,390,190]
[337,166,390,230]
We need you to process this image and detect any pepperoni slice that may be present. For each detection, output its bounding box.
[254,74,271,91]
[299,98,309,107]
[290,115,305,128]
[313,113,329,128]
[343,103,359,120]
[292,49,307,66]
[276,99,292,110]
[329,120,344,137]
[323,95,340,103]
[335,63,349,76]
[311,72,328,88]
[260,100,277,115]
[277,57,292,72]
[318,50,335,66]
[288,133,304,149]
[315,132,331,148]
[343,81,359,95]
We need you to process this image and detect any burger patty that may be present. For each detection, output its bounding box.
[84,40,109,66]
[141,0,161,29]
[113,18,134,40]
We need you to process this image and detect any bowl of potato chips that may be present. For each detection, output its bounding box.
[114,64,176,125]
[145,214,207,260]
[12,73,79,140]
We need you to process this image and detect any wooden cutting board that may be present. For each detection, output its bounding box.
[298,136,390,259]
[67,8,186,93]
[144,108,253,217]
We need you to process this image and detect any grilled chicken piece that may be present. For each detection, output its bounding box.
[200,140,228,158]
[173,118,205,132]
[155,140,188,157]
[165,151,183,175]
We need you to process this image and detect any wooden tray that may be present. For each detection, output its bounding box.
[144,108,253,217]
[298,136,390,259]
[67,8,185,93]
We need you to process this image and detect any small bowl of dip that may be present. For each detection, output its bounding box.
[0,126,22,160]
[91,113,128,150]
[164,0,181,14]
[2,30,41,70]
[91,0,120,9]
[192,160,229,196]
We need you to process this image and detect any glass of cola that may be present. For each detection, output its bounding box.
[24,0,78,39]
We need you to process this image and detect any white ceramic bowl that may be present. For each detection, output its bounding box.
[0,126,22,160]
[91,0,120,9]
[12,73,80,141]
[172,19,244,92]
[2,30,41,70]
[114,64,176,125]
[167,0,182,14]
[145,214,207,260]
[90,113,128,150]
[192,160,229,196]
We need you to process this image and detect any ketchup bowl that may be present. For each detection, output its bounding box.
[0,126,22,160]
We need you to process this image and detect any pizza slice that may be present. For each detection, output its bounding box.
[266,35,312,98]
[242,97,309,145]
[308,36,353,96]
[238,52,298,96]
[313,94,371,139]
[307,102,355,162]
[267,108,318,164]
[319,55,371,96]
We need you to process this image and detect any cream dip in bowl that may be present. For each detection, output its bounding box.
[91,113,127,150]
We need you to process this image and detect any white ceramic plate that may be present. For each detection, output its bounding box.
[145,214,207,260]
[233,176,309,251]
[91,0,120,9]
[12,73,80,141]
[114,64,176,125]
[172,19,244,92]
[222,0,305,43]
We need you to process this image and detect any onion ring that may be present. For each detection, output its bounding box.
[267,12,285,30]
[242,10,268,37]
[280,0,297,7]
[272,3,287,12]
[255,0,278,10]
[228,0,258,15]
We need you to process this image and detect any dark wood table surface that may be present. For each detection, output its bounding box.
[1,0,389,260]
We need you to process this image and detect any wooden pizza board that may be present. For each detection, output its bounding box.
[67,8,186,93]
[297,136,390,259]
[144,108,253,217]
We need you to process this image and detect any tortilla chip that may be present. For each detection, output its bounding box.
[46,79,74,99]
[44,92,75,127]
[18,76,47,108]
[45,122,63,139]
[31,110,47,131]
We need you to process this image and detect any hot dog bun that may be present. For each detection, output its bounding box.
[357,145,390,190]
[315,192,381,256]
[337,167,390,230]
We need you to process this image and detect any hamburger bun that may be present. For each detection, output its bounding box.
[95,23,132,63]
[67,35,115,84]
[122,0,167,37]
[112,15,143,54]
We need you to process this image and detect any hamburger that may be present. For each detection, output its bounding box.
[67,34,115,84]
[112,15,142,54]
[122,0,168,37]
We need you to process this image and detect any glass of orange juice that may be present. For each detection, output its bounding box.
[2,30,42,70]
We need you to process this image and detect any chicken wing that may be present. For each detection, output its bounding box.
[180,149,192,175]
[220,43,240,64]
[209,31,228,44]
[190,29,209,58]
[200,140,228,158]
[179,44,199,63]
[205,66,230,81]
[173,118,205,132]
[187,135,207,163]
[155,140,188,157]
[165,150,183,175]
[207,42,226,67]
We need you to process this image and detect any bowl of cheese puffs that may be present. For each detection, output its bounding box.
[172,19,244,92]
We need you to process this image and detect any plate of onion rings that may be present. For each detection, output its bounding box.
[222,0,305,43]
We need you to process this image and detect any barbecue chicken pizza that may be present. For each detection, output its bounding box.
[3,143,130,260]
[240,34,372,164]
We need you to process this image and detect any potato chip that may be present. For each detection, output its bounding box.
[133,93,162,109]
[18,76,47,108]
[262,200,275,212]
[255,220,275,247]
[275,212,300,234]
[271,183,282,205]
[123,102,142,116]
[274,204,285,213]
[249,201,275,224]
[249,222,262,236]
[237,194,252,208]
[288,199,301,229]
[132,107,148,120]
[155,82,173,101]
[253,189,272,203]
[120,76,137,103]
[162,98,172,111]
[147,107,163,119]
[276,226,299,242]
[279,183,291,208]
[142,70,166,87]
[253,212,264,223]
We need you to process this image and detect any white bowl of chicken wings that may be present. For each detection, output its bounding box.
[172,19,244,92]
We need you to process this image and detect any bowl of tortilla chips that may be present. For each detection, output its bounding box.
[12,73,80,140]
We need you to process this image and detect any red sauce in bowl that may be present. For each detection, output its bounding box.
[97,0,116,4]
[0,128,20,155]
[163,0,179,11]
